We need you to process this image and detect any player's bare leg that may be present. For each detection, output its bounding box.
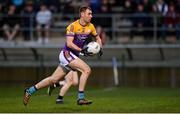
[47,80,66,96]
[68,58,92,105]
[23,66,66,106]
[56,71,78,104]
[71,71,78,86]
[59,71,78,96]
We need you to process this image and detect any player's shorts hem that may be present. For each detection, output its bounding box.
[59,50,78,71]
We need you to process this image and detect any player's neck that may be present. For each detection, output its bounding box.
[79,18,88,26]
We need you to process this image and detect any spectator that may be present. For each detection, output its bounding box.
[10,0,25,13]
[48,0,60,13]
[96,25,106,45]
[142,0,152,13]
[21,4,35,41]
[93,0,112,39]
[109,0,116,10]
[0,0,9,11]
[41,0,60,13]
[152,0,168,39]
[114,0,124,7]
[3,5,20,41]
[176,15,180,40]
[62,0,76,20]
[176,0,180,40]
[36,4,52,43]
[176,0,180,13]
[132,4,149,39]
[25,0,34,6]
[0,3,4,40]
[161,4,177,43]
[100,0,111,14]
[123,0,135,14]
[87,0,101,13]
[154,0,168,16]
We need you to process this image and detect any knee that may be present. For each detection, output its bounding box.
[72,80,78,86]
[83,67,91,76]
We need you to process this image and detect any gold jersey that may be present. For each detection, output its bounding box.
[64,19,98,56]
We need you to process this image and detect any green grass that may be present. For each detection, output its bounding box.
[0,86,180,113]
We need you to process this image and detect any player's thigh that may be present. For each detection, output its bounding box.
[51,66,66,80]
[69,58,91,73]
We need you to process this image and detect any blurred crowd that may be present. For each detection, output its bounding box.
[121,0,180,43]
[0,0,179,43]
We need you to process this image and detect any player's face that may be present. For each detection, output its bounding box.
[82,9,92,23]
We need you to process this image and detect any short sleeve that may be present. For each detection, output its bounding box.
[91,24,98,37]
[66,24,75,37]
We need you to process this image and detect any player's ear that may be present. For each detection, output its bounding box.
[80,12,84,17]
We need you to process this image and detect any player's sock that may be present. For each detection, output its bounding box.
[57,95,63,100]
[27,86,37,95]
[56,95,64,104]
[78,91,85,100]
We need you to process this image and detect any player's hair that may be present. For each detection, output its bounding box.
[79,6,92,15]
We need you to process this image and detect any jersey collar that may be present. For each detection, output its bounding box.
[78,19,89,27]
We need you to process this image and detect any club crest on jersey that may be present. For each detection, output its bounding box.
[82,28,85,33]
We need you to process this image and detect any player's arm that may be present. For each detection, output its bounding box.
[66,36,92,56]
[66,24,82,52]
[95,35,103,56]
[95,35,102,47]
[66,36,82,52]
[91,24,103,56]
[91,24,102,47]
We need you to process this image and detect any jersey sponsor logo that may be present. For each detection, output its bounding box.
[76,34,89,41]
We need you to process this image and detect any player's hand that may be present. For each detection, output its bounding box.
[98,48,103,56]
[81,47,93,56]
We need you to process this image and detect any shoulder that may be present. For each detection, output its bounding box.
[71,20,79,27]
[67,20,78,28]
[89,23,96,29]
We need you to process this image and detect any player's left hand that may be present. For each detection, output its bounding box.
[98,48,103,56]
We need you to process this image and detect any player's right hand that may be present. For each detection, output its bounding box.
[81,47,93,56]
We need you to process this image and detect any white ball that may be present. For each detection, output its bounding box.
[87,41,101,55]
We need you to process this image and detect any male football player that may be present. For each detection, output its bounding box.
[23,6,102,106]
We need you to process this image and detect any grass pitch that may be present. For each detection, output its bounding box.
[0,86,180,113]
